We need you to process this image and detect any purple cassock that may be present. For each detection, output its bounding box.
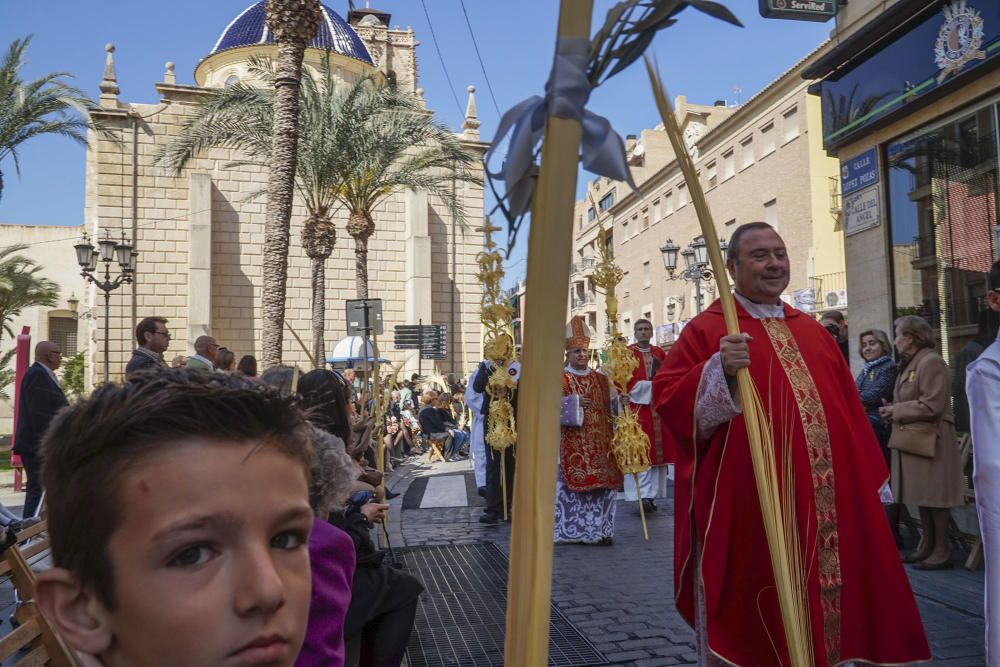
[296,518,356,667]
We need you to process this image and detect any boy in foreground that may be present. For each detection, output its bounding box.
[35,370,316,667]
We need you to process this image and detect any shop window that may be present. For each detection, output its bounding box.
[887,102,1000,432]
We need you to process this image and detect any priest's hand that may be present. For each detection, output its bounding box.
[720,333,753,377]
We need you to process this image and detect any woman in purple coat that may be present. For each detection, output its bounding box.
[297,429,358,667]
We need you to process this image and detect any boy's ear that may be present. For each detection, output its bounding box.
[35,567,114,656]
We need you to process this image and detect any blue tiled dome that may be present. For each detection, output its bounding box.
[211,1,372,65]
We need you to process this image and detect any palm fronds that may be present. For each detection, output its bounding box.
[0,243,59,338]
[0,36,104,201]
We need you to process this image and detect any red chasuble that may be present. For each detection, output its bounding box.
[627,344,674,465]
[654,300,929,667]
[561,370,622,492]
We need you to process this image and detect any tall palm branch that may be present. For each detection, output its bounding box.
[0,36,100,202]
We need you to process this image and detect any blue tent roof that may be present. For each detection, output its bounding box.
[210,1,372,65]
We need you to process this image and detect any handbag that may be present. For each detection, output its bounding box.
[561,394,584,427]
[888,420,937,458]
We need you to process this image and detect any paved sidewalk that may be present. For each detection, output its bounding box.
[387,457,986,667]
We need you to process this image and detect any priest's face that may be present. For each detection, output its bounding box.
[727,228,789,304]
[634,322,653,345]
[567,347,589,370]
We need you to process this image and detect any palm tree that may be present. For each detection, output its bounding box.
[159,62,479,365]
[159,56,349,369]
[260,0,322,368]
[0,36,98,202]
[330,82,479,298]
[0,243,59,399]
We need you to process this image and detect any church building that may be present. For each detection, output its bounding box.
[1,1,487,427]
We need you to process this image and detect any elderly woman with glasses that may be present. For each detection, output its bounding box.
[855,328,897,464]
[879,315,964,570]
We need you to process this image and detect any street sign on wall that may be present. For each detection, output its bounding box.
[758,0,838,22]
[840,147,880,197]
[841,147,883,237]
[844,185,882,237]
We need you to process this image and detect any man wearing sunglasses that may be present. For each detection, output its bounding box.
[125,316,170,379]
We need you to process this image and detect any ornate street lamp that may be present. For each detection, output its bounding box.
[663,235,727,315]
[74,232,136,383]
[659,238,680,273]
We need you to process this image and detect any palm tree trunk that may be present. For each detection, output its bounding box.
[347,209,375,299]
[311,256,325,369]
[354,236,370,299]
[260,39,308,369]
[261,0,321,369]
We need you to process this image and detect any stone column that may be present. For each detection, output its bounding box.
[404,190,432,376]
[188,172,213,341]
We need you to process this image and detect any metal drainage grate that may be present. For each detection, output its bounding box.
[399,543,610,667]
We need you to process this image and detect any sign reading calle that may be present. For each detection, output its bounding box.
[841,148,883,237]
[758,0,838,22]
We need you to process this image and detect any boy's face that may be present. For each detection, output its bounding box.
[46,440,314,667]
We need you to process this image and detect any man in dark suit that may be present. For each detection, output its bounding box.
[125,316,170,379]
[13,340,68,518]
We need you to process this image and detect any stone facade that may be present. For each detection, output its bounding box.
[570,47,844,351]
[0,6,486,431]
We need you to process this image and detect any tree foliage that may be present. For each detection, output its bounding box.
[0,36,100,202]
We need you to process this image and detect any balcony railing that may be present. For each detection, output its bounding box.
[571,293,596,310]
[800,271,848,312]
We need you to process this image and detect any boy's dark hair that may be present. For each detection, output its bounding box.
[134,316,168,347]
[41,369,313,610]
[634,318,652,330]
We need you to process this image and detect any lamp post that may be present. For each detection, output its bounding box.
[660,235,728,315]
[74,232,135,384]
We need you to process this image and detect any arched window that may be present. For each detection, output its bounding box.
[224,74,240,88]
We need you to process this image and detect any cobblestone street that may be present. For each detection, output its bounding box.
[387,458,986,667]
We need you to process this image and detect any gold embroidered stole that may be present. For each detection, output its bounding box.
[761,318,843,666]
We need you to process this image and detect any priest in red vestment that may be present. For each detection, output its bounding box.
[654,223,929,667]
[624,318,673,513]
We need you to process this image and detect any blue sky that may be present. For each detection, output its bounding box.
[0,1,830,286]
